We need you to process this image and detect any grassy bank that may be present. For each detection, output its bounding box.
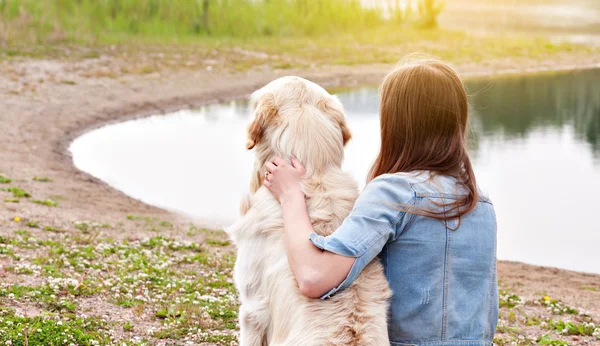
[1,174,239,344]
[1,173,600,345]
[1,26,595,79]
[2,0,596,74]
[1,0,405,44]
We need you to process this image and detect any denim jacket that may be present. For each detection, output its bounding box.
[309,171,498,346]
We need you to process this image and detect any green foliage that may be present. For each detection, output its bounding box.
[207,239,231,247]
[1,229,237,342]
[0,174,11,183]
[159,220,173,228]
[0,307,113,345]
[32,199,58,207]
[547,319,597,336]
[493,337,509,346]
[541,296,578,315]
[33,176,52,182]
[26,220,39,228]
[74,220,111,233]
[537,335,568,346]
[0,0,404,44]
[7,187,31,198]
[499,290,521,308]
[123,321,134,331]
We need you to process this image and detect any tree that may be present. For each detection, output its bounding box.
[193,0,210,34]
[417,0,445,29]
[201,0,210,34]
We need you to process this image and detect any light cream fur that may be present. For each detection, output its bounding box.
[226,76,391,346]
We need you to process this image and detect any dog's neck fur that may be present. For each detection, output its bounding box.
[247,140,357,238]
[249,134,344,194]
[250,109,347,193]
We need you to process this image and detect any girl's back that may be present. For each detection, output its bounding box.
[378,172,497,345]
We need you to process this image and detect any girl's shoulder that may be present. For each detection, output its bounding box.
[369,171,491,204]
[359,172,419,206]
[369,170,434,191]
[375,170,431,183]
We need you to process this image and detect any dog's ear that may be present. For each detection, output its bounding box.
[247,95,278,150]
[340,120,352,146]
[318,98,352,147]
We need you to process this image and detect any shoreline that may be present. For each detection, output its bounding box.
[1,52,600,344]
[16,54,600,278]
[63,59,600,232]
[63,60,600,156]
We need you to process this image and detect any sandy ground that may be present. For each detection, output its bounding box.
[1,52,600,344]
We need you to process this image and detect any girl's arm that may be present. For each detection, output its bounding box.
[264,157,354,298]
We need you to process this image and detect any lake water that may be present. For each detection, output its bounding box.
[70,69,600,274]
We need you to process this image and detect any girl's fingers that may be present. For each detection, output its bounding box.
[272,156,287,167]
[265,162,277,174]
[264,179,271,189]
[290,157,306,175]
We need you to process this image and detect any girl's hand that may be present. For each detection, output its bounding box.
[264,156,306,204]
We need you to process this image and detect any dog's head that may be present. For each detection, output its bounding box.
[246,76,351,183]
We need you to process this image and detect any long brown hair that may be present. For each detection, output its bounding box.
[368,55,478,222]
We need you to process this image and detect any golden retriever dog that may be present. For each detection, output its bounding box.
[226,76,391,346]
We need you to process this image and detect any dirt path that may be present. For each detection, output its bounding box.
[1,53,600,344]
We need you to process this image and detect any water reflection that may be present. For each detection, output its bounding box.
[337,69,600,158]
[468,70,600,156]
[70,69,600,274]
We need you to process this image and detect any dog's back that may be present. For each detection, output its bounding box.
[227,76,390,346]
[230,169,390,346]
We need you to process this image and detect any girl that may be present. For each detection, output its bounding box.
[263,57,498,345]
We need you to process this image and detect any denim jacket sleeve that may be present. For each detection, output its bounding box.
[308,174,413,299]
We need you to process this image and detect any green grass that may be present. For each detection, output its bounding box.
[10,27,594,74]
[123,321,134,332]
[6,221,600,345]
[126,214,177,232]
[0,0,411,45]
[0,229,238,344]
[73,220,111,233]
[0,175,11,183]
[540,296,578,315]
[546,320,598,336]
[0,307,119,345]
[1,0,594,72]
[581,286,599,292]
[33,176,52,182]
[207,239,231,247]
[537,335,568,346]
[499,290,522,308]
[32,199,59,207]
[6,187,31,198]
[26,220,39,228]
